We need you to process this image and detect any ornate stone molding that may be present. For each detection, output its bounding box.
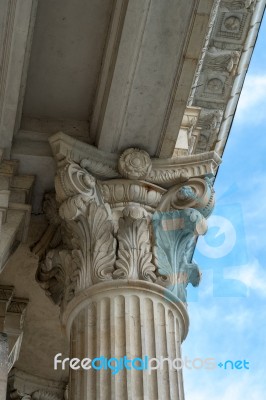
[18,390,62,400]
[0,287,29,397]
[35,138,216,310]
[99,180,165,212]
[7,298,28,316]
[5,296,28,372]
[118,148,152,180]
[187,0,264,155]
[0,285,14,304]
[174,106,202,156]
[8,369,66,400]
[11,389,63,400]
[49,132,221,187]
[0,285,14,331]
[0,150,34,273]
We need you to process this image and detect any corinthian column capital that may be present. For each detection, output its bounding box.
[35,134,216,313]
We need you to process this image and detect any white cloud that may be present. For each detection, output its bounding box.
[224,259,266,297]
[235,74,266,124]
[183,285,266,399]
[185,376,266,400]
[223,307,253,330]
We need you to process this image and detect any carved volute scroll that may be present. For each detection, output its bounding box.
[35,143,216,307]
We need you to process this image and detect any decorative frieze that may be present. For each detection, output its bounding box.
[174,107,202,157]
[187,0,263,155]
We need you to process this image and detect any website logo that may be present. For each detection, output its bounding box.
[54,354,250,374]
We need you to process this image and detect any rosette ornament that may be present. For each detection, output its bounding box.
[118,148,152,180]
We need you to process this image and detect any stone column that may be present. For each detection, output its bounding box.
[64,281,188,400]
[0,285,14,400]
[0,332,9,399]
[36,145,215,400]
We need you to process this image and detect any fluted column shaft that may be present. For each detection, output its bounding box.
[63,281,188,400]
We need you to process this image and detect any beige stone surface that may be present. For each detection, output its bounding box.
[0,215,68,384]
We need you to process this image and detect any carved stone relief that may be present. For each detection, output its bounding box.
[188,0,257,154]
[11,390,62,400]
[0,152,34,273]
[35,145,216,307]
[49,132,221,186]
[196,109,224,153]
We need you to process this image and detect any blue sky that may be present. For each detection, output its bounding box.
[183,14,266,400]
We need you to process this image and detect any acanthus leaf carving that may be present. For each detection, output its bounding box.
[152,209,204,302]
[153,243,175,289]
[59,194,93,220]
[113,206,156,282]
[68,202,116,288]
[37,200,116,307]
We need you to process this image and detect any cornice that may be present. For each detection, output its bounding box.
[188,0,265,156]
